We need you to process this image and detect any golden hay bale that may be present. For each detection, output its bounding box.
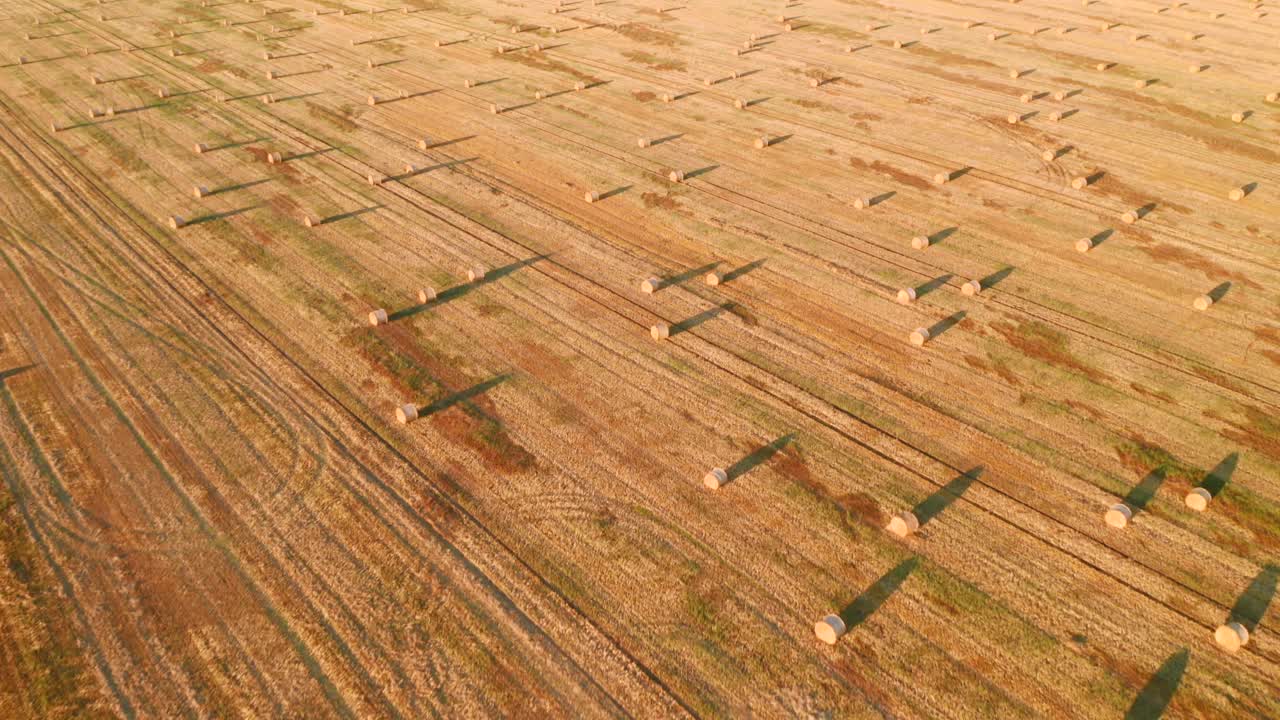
[650,322,670,340]
[896,287,916,304]
[703,468,728,489]
[911,235,930,250]
[1075,238,1093,253]
[933,171,950,185]
[1215,622,1249,652]
[368,308,389,326]
[909,327,930,346]
[584,190,600,203]
[1185,487,1212,511]
[1193,294,1214,311]
[639,277,661,294]
[814,615,847,645]
[193,186,207,199]
[1006,113,1022,124]
[705,271,722,286]
[1231,111,1245,123]
[754,135,770,149]
[669,169,686,183]
[395,403,419,424]
[961,279,982,296]
[303,215,320,228]
[887,511,920,537]
[168,215,185,230]
[467,265,486,282]
[1121,209,1139,224]
[733,98,746,110]
[637,137,651,148]
[1229,187,1247,201]
[417,287,437,303]
[1071,176,1089,189]
[1104,503,1132,528]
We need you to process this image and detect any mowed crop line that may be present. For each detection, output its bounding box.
[212,13,1280,410]
[0,70,692,719]
[0,306,292,719]
[73,34,1280,669]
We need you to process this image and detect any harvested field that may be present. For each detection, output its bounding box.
[0,0,1277,717]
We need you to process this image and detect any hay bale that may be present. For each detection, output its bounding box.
[193,186,207,199]
[1042,149,1057,162]
[893,39,904,48]
[1121,210,1139,224]
[367,95,380,106]
[754,135,770,149]
[396,403,419,424]
[911,235,930,250]
[1052,89,1068,101]
[887,511,920,537]
[640,277,660,294]
[1268,92,1278,103]
[489,103,500,114]
[1229,187,1247,201]
[90,73,101,85]
[1188,63,1203,73]
[650,322,670,340]
[669,169,685,183]
[637,137,651,148]
[368,308,389,326]
[1231,111,1245,123]
[1193,294,1214,311]
[417,287,437,303]
[961,279,982,296]
[814,615,847,645]
[897,287,917,304]
[467,266,486,283]
[1006,113,1022,125]
[909,327,930,346]
[262,93,276,104]
[168,215,185,230]
[705,271,722,286]
[1215,622,1250,652]
[662,93,674,103]
[1048,110,1063,122]
[1104,503,1132,528]
[303,215,319,228]
[1185,487,1212,511]
[703,467,728,489]
[853,196,871,209]
[1095,62,1109,71]
[584,190,600,203]
[733,98,746,110]
[1071,176,1089,189]
[464,79,475,88]
[367,173,384,186]
[1020,92,1034,103]
[1075,238,1093,253]
[933,171,950,185]
[574,81,586,91]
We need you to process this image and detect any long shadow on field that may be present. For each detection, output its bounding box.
[684,164,719,180]
[0,365,37,385]
[210,178,271,196]
[926,311,965,340]
[419,135,477,150]
[1196,453,1237,499]
[597,184,632,201]
[837,557,918,629]
[725,433,795,482]
[661,261,720,289]
[321,204,383,225]
[928,226,958,245]
[979,266,1015,290]
[670,302,732,336]
[914,273,952,298]
[1124,648,1188,720]
[419,374,510,419]
[213,137,271,152]
[1089,228,1115,248]
[720,259,765,285]
[1207,281,1232,304]
[390,255,550,320]
[1121,468,1165,514]
[187,205,261,225]
[913,467,982,527]
[392,158,478,181]
[1228,565,1278,633]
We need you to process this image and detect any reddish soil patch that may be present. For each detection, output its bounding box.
[991,320,1106,382]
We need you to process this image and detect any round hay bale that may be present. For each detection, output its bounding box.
[911,235,930,250]
[909,327,930,346]
[1075,237,1093,253]
[262,94,275,104]
[574,81,586,91]
[1042,149,1057,162]
[893,39,903,49]
[669,169,685,183]
[1185,487,1212,511]
[961,279,982,296]
[489,103,499,114]
[1020,92,1034,103]
[1104,503,1132,528]
[809,77,820,88]
[467,265,486,283]
[1229,187,1247,201]
[1007,112,1021,124]
[1121,210,1139,224]
[705,271,722,286]
[637,137,651,148]
[887,511,920,537]
[896,287,917,305]
[367,95,379,106]
[933,171,950,185]
[1095,62,1109,71]
[639,277,660,294]
[703,467,728,490]
[584,190,600,203]
[1188,63,1203,73]
[417,287,437,303]
[733,98,746,110]
[1231,111,1245,123]
[1267,92,1278,103]
[662,93,674,103]
[464,79,475,88]
[754,135,770,149]
[90,73,101,85]
[1215,622,1249,652]
[1007,68,1019,79]
[814,615,847,644]
[158,87,170,98]
[168,215,185,230]
[266,69,278,80]
[1133,79,1148,89]
[303,215,319,228]
[1193,294,1214,311]
[1048,110,1063,122]
[1052,89,1068,101]
[650,322,670,340]
[395,403,419,424]
[853,196,871,209]
[1071,176,1089,189]
[193,186,207,199]
[368,308,389,326]
[987,32,999,41]
[367,173,384,186]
